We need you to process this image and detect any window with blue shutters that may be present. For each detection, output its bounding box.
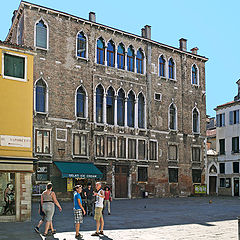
[96,85,104,123]
[76,86,86,118]
[192,64,198,85]
[127,91,135,127]
[107,41,115,67]
[106,87,115,125]
[97,38,105,65]
[168,58,174,79]
[77,32,86,58]
[216,113,225,127]
[136,49,144,74]
[127,46,134,72]
[117,89,125,126]
[36,79,47,113]
[159,55,165,77]
[232,137,239,153]
[117,43,125,69]
[229,110,239,125]
[36,20,48,49]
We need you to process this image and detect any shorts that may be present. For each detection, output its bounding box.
[74,209,83,224]
[94,207,103,221]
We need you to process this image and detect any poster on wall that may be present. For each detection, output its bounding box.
[67,178,73,192]
[194,185,207,194]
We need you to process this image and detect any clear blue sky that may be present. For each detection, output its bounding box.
[1,0,239,117]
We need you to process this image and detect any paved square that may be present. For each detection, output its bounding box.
[0,197,239,240]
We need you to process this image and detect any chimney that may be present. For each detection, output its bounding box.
[89,12,96,22]
[179,38,187,51]
[141,28,146,38]
[144,25,151,39]
[191,47,199,55]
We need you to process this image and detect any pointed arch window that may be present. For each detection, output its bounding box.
[193,108,200,133]
[127,46,134,72]
[97,38,105,65]
[169,58,175,79]
[117,43,125,69]
[77,32,86,58]
[136,49,144,74]
[117,89,125,126]
[127,91,135,127]
[36,79,47,113]
[106,87,115,125]
[96,85,104,123]
[159,55,165,77]
[107,41,115,67]
[76,86,86,118]
[36,20,47,49]
[169,104,177,130]
[138,93,145,128]
[192,64,198,85]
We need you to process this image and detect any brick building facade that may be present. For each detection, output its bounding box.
[6,1,208,198]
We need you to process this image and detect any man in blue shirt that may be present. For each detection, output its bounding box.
[74,185,86,239]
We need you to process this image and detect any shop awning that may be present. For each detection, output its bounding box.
[54,161,103,179]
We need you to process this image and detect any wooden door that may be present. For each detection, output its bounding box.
[209,176,216,195]
[115,165,128,198]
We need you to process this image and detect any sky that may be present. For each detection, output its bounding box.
[0,0,239,117]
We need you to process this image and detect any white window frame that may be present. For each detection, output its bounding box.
[148,139,158,162]
[94,83,106,124]
[191,63,199,86]
[76,30,88,60]
[137,139,147,161]
[34,78,49,115]
[191,145,202,162]
[95,36,107,65]
[167,143,179,161]
[192,107,200,134]
[2,51,27,82]
[56,128,67,142]
[168,103,178,131]
[154,92,162,102]
[34,18,49,51]
[136,47,146,75]
[137,165,149,182]
[137,91,146,129]
[75,85,88,119]
[168,57,177,80]
[72,131,89,158]
[34,128,52,156]
[158,54,167,78]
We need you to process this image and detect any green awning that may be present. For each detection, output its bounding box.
[54,161,103,179]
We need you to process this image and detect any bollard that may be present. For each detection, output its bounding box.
[238,217,240,240]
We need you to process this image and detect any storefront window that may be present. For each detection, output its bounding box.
[0,173,15,216]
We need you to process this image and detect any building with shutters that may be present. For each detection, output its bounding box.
[5,1,208,198]
[0,41,35,221]
[215,80,240,196]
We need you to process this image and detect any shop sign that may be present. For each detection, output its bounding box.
[37,166,48,173]
[194,185,207,194]
[64,173,98,178]
[67,178,73,192]
[0,135,31,148]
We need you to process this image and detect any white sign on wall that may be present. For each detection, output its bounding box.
[0,135,31,148]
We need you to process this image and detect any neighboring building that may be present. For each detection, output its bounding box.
[206,117,218,195]
[0,41,35,221]
[6,1,208,198]
[215,80,240,196]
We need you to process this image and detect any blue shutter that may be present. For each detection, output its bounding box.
[236,110,239,124]
[229,111,233,125]
[216,114,219,127]
[222,113,225,126]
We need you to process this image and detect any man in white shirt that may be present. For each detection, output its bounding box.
[91,182,105,236]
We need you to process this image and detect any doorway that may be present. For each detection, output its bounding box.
[234,178,239,196]
[115,165,128,198]
[209,176,217,195]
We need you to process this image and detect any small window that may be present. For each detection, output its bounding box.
[192,147,201,162]
[35,79,47,113]
[77,32,86,58]
[96,135,104,157]
[35,130,50,154]
[232,137,239,153]
[96,165,107,181]
[219,139,225,155]
[192,169,201,183]
[168,58,175,79]
[36,20,47,49]
[229,110,239,125]
[73,134,87,156]
[220,178,225,187]
[128,139,136,159]
[118,137,126,158]
[138,140,146,160]
[169,104,177,130]
[138,167,148,182]
[107,137,116,158]
[168,145,177,161]
[159,55,165,77]
[233,162,239,173]
[216,113,225,127]
[193,108,200,133]
[76,86,86,118]
[4,53,25,80]
[169,168,178,183]
[219,162,225,174]
[150,141,157,160]
[192,64,198,85]
[154,93,162,101]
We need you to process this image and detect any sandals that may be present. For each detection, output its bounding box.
[75,233,83,239]
[99,231,104,235]
[91,232,99,236]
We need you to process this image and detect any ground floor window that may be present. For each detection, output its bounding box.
[138,167,148,182]
[96,165,107,181]
[168,168,178,183]
[220,178,225,187]
[0,173,15,216]
[192,169,201,183]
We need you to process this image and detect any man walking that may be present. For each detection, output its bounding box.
[91,182,105,236]
[74,185,86,239]
[84,183,94,216]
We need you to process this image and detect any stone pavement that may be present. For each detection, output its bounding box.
[0,197,239,240]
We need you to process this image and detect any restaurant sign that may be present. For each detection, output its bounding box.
[63,173,99,178]
[0,135,31,148]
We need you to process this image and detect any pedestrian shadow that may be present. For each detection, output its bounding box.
[39,234,60,240]
[99,235,113,240]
